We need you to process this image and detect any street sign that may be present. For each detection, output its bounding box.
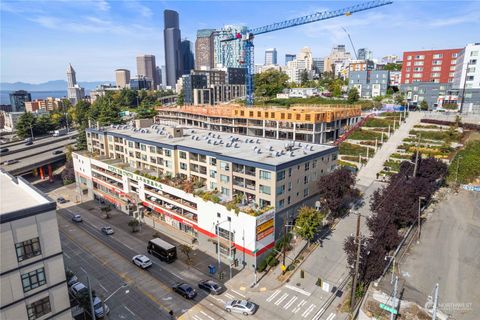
[379,303,398,315]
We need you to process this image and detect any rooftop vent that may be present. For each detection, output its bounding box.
[275,151,280,157]
[269,146,274,151]
[214,141,218,145]
[196,136,200,141]
[256,148,261,154]
[290,152,294,157]
[167,134,173,138]
[234,143,239,148]
[226,142,231,147]
[310,146,314,151]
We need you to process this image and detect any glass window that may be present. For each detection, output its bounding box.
[210,182,217,189]
[304,162,310,171]
[304,176,308,184]
[276,185,285,196]
[288,168,292,177]
[220,162,230,171]
[414,61,424,66]
[260,170,272,180]
[21,268,46,292]
[407,55,412,60]
[259,185,271,195]
[164,149,171,157]
[221,187,230,197]
[275,171,284,181]
[27,297,51,320]
[220,174,230,183]
[304,188,309,197]
[149,146,156,153]
[15,238,41,262]
[287,196,291,205]
[433,53,443,59]
[210,158,217,166]
[179,151,187,159]
[278,199,285,209]
[165,160,172,168]
[180,162,187,170]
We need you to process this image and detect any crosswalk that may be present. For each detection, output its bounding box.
[264,288,336,320]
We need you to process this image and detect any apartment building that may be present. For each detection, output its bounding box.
[74,124,338,266]
[0,170,70,320]
[155,104,361,144]
[348,70,391,98]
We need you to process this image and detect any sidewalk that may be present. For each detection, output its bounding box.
[356,112,423,187]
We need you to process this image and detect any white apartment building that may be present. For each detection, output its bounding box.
[74,124,338,266]
[285,47,314,83]
[453,43,480,89]
[0,170,71,320]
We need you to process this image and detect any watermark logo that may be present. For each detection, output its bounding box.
[438,302,472,312]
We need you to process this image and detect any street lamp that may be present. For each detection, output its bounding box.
[417,196,426,242]
[215,219,231,277]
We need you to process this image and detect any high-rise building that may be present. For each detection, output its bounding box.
[156,66,162,88]
[181,40,195,75]
[115,69,131,88]
[265,48,278,65]
[313,58,325,74]
[9,90,31,112]
[161,65,167,88]
[66,64,85,105]
[164,10,183,87]
[357,48,373,60]
[136,55,157,89]
[453,43,480,113]
[214,25,248,68]
[0,170,71,320]
[129,76,151,91]
[285,54,296,65]
[195,29,216,70]
[324,45,352,73]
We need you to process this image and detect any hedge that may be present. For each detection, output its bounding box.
[421,119,480,131]
[409,129,460,142]
[447,140,480,184]
[348,129,385,140]
[363,117,394,128]
[339,142,371,156]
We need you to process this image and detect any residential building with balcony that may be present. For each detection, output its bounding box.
[74,124,338,266]
[348,70,391,98]
[0,170,70,320]
[155,104,361,144]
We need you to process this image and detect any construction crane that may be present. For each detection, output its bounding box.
[220,0,393,105]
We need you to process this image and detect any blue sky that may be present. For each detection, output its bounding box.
[1,0,479,83]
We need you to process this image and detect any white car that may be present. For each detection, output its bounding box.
[132,255,152,269]
[225,300,258,315]
[72,215,82,222]
[69,282,88,298]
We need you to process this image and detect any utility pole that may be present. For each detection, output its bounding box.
[413,135,421,177]
[432,283,439,320]
[86,275,96,320]
[391,276,398,320]
[350,212,362,310]
[283,217,288,269]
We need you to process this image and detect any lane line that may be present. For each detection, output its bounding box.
[326,313,336,320]
[63,252,71,259]
[274,293,289,306]
[311,307,324,320]
[285,284,312,296]
[200,311,215,320]
[302,304,316,318]
[283,296,297,310]
[266,289,281,302]
[98,283,108,293]
[124,306,135,316]
[231,289,246,298]
[225,293,235,299]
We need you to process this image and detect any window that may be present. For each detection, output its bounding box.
[278,199,285,209]
[431,66,441,71]
[220,174,230,183]
[413,67,423,71]
[405,74,410,78]
[276,185,285,196]
[432,60,442,65]
[259,185,271,195]
[433,53,443,59]
[287,196,291,205]
[220,161,229,171]
[165,160,172,168]
[413,73,423,78]
[415,55,424,59]
[260,170,272,180]
[452,53,458,58]
[471,51,479,57]
[466,76,475,81]
[304,162,310,171]
[210,182,217,190]
[406,61,411,66]
[221,187,230,197]
[431,73,440,77]
[288,168,292,177]
[179,151,187,159]
[180,162,187,170]
[27,297,51,320]
[312,160,317,168]
[287,182,292,191]
[407,55,412,60]
[210,169,217,178]
[406,67,411,72]
[149,146,156,153]
[140,144,147,151]
[275,170,285,181]
[414,61,424,66]
[15,238,41,262]
[304,176,308,184]
[164,149,172,157]
[22,268,46,293]
[210,158,217,166]
[303,188,309,197]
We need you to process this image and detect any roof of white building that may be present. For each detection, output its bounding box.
[1,170,51,216]
[89,124,337,169]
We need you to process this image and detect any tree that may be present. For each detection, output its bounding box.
[294,206,325,242]
[327,79,343,97]
[128,219,140,232]
[177,89,184,106]
[254,69,289,97]
[394,93,406,106]
[317,168,360,219]
[420,100,429,111]
[300,70,309,86]
[62,158,75,185]
[347,87,360,104]
[15,112,36,139]
[89,94,121,126]
[179,244,193,265]
[101,205,112,219]
[76,124,88,150]
[137,107,157,119]
[383,63,402,71]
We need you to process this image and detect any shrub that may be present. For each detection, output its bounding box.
[447,140,480,184]
[267,256,279,267]
[339,142,370,156]
[349,129,384,141]
[363,118,393,128]
[257,258,268,272]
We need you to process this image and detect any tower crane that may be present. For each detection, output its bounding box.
[220,0,393,105]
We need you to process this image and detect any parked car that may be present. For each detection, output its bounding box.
[132,255,152,269]
[66,271,78,287]
[52,150,63,155]
[0,147,9,154]
[172,283,197,299]
[2,159,18,165]
[101,226,114,235]
[69,282,88,298]
[25,141,33,146]
[57,197,67,204]
[198,280,224,295]
[72,215,83,222]
[92,296,110,318]
[225,300,258,315]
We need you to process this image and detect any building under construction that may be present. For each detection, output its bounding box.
[155,104,361,144]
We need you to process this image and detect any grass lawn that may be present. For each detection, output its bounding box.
[363,117,394,128]
[339,142,372,156]
[447,140,480,184]
[349,129,385,140]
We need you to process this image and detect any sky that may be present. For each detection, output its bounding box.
[1,0,479,83]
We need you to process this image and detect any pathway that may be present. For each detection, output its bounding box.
[356,112,423,187]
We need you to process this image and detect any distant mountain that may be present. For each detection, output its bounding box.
[0,80,114,91]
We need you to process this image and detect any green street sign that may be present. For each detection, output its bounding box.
[379,303,398,315]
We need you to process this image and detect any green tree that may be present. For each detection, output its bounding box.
[394,93,405,106]
[420,100,429,110]
[328,79,343,97]
[300,70,309,86]
[177,89,184,106]
[294,206,325,242]
[137,107,157,119]
[179,244,193,265]
[89,94,121,126]
[347,87,360,104]
[15,112,36,139]
[383,63,402,71]
[254,69,289,97]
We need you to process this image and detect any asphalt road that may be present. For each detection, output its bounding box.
[60,230,163,319]
[0,135,75,162]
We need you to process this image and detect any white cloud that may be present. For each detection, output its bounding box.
[428,11,480,27]
[96,0,110,12]
[124,0,153,18]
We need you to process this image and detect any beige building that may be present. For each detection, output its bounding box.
[115,69,131,88]
[324,45,352,73]
[25,98,64,113]
[0,170,71,320]
[136,55,157,89]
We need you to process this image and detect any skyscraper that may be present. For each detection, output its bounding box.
[66,64,85,105]
[181,40,195,75]
[9,90,31,112]
[285,54,296,65]
[164,10,183,87]
[357,48,373,60]
[264,48,278,65]
[136,55,157,89]
[195,29,215,70]
[115,69,131,88]
[214,25,248,68]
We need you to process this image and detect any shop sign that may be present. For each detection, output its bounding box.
[107,165,163,190]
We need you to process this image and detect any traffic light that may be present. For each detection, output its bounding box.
[219,272,224,280]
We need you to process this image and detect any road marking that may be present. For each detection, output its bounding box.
[292,299,307,313]
[124,306,135,316]
[192,314,203,320]
[98,283,108,293]
[274,293,289,306]
[200,311,215,320]
[260,287,267,292]
[213,297,225,304]
[225,293,235,299]
[231,289,246,298]
[122,242,134,251]
[266,289,281,302]
[283,296,298,310]
[301,304,316,318]
[326,313,336,320]
[285,284,312,296]
[63,252,71,259]
[311,307,324,320]
[80,266,87,274]
[239,286,246,291]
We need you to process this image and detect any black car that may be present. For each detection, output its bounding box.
[57,197,67,204]
[172,283,197,299]
[0,148,9,154]
[198,280,224,295]
[52,150,63,155]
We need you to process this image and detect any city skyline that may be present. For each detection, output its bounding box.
[1,0,479,83]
